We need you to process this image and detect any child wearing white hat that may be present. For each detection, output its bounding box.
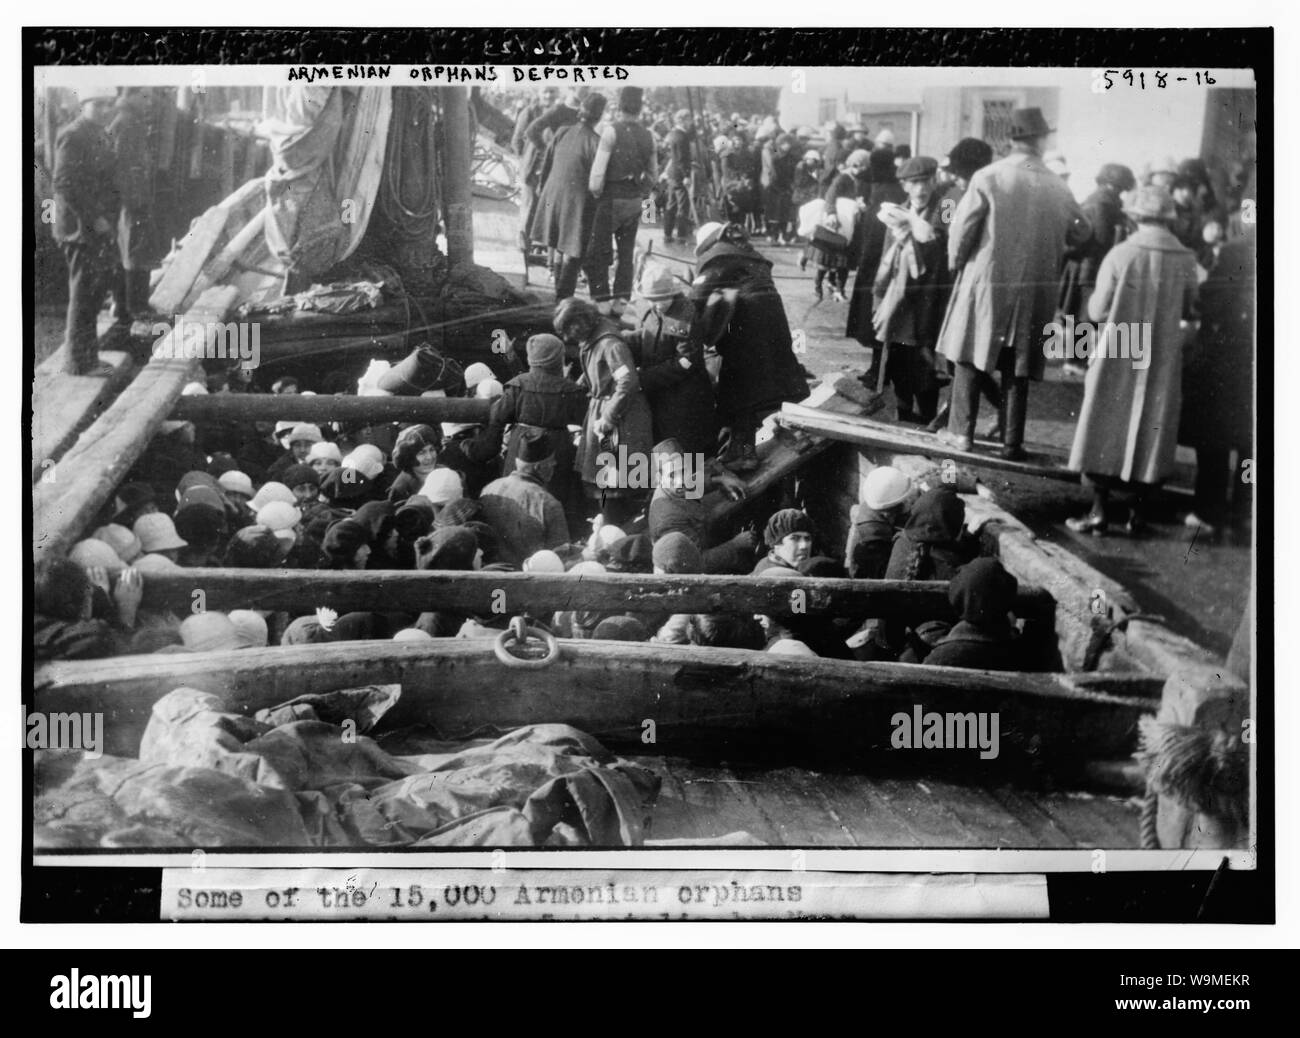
[133,514,188,559]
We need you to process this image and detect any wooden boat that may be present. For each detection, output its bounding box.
[30,85,1250,855]
[30,369,1252,853]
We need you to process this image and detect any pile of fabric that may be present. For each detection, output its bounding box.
[34,685,660,849]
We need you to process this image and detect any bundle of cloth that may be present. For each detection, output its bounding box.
[34,686,660,849]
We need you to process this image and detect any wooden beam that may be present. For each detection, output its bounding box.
[777,403,1080,483]
[703,375,884,529]
[32,287,238,563]
[171,393,492,424]
[137,568,1057,623]
[35,641,1162,760]
[441,86,474,268]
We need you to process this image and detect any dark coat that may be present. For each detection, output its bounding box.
[468,369,588,500]
[664,127,694,183]
[923,621,1024,670]
[846,179,907,346]
[691,246,807,424]
[52,115,119,245]
[1181,233,1255,451]
[107,105,162,269]
[1059,186,1129,321]
[522,102,578,186]
[629,296,717,454]
[531,122,607,261]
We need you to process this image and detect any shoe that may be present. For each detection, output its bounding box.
[981,421,1004,442]
[1000,445,1028,462]
[1183,511,1218,536]
[814,286,824,302]
[799,255,808,271]
[1124,514,1147,537]
[1066,513,1108,536]
[830,289,847,303]
[935,428,974,452]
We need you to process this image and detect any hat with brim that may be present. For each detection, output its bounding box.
[1123,185,1176,222]
[1008,107,1053,140]
[635,260,681,301]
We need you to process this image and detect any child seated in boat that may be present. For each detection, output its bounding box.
[845,466,915,580]
[34,556,142,661]
[915,558,1025,671]
[858,487,979,661]
[751,509,815,575]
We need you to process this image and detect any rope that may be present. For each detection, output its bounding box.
[1080,611,1168,672]
[1139,780,1160,849]
[380,87,440,240]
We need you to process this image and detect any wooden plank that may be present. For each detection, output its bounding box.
[149,207,233,316]
[32,287,238,563]
[982,785,1086,848]
[702,375,884,529]
[31,351,133,482]
[724,767,845,846]
[137,569,1058,623]
[181,208,267,313]
[794,772,923,847]
[35,640,1162,760]
[657,760,784,844]
[172,393,492,425]
[778,403,1080,484]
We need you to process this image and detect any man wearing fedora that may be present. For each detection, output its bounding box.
[935,106,1090,460]
[52,83,122,376]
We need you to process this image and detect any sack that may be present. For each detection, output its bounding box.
[812,225,849,253]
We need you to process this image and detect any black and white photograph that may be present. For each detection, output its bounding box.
[19,24,1272,936]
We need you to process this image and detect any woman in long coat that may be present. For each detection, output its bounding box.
[1066,186,1199,535]
[554,297,655,526]
[531,93,611,301]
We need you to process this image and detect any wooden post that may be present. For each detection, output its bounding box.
[171,393,491,425]
[441,86,474,269]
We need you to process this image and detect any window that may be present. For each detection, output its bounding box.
[981,99,1017,156]
[817,97,837,124]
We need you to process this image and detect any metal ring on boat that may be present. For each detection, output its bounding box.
[493,616,560,668]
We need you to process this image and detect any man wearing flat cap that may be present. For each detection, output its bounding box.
[936,107,1091,460]
[589,86,658,311]
[867,156,953,425]
[52,83,121,375]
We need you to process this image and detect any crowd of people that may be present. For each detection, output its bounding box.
[40,86,1255,677]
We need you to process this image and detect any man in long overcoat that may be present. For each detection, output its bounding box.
[530,93,611,302]
[52,84,121,375]
[936,108,1091,459]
